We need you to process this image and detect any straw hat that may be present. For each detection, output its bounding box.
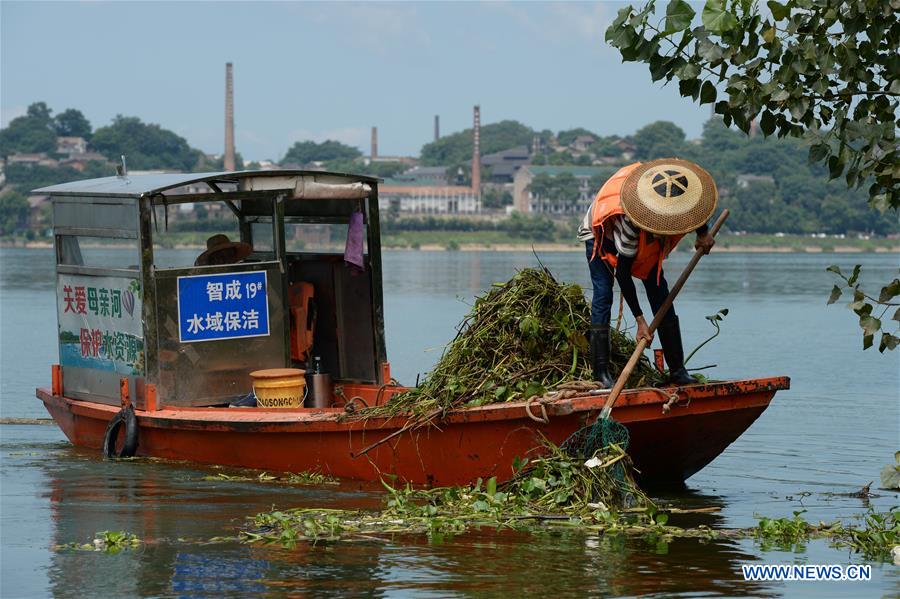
[620,158,718,236]
[194,234,252,266]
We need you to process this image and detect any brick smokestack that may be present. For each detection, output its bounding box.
[224,62,235,172]
[472,105,481,193]
[371,126,378,159]
[434,115,440,141]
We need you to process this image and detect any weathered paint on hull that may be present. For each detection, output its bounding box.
[37,377,788,487]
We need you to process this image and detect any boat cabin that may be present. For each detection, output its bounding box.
[37,170,388,409]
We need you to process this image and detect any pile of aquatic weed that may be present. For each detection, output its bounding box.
[357,267,663,422]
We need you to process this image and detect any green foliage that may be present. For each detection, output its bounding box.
[91,115,198,171]
[481,187,513,210]
[755,510,810,551]
[0,102,57,156]
[281,140,361,165]
[632,120,687,160]
[5,163,87,193]
[527,172,582,211]
[881,451,900,490]
[323,158,407,178]
[605,0,898,206]
[420,120,535,166]
[557,127,598,146]
[0,189,29,235]
[53,109,92,139]
[827,264,899,351]
[684,308,728,365]
[834,508,899,562]
[57,530,141,553]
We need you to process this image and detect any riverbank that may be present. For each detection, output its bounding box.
[3,233,897,253]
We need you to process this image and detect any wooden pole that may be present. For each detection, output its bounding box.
[599,209,730,420]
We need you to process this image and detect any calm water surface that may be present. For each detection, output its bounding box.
[1,248,898,597]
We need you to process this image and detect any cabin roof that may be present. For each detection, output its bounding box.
[33,169,379,198]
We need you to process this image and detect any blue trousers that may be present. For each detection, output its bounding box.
[584,239,675,326]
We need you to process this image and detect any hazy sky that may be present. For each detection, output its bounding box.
[2,1,712,162]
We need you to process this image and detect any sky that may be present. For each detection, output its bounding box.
[1,1,714,162]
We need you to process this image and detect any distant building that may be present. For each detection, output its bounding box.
[481,146,531,184]
[513,165,613,215]
[7,153,58,167]
[56,136,88,156]
[379,180,480,214]
[391,166,449,186]
[60,152,109,171]
[571,135,597,153]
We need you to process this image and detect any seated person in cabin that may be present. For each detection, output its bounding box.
[578,158,717,388]
[195,234,252,266]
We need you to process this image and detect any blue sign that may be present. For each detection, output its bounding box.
[177,271,270,343]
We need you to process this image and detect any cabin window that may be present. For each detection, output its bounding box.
[151,202,242,269]
[249,222,275,253]
[56,235,139,270]
[284,222,366,254]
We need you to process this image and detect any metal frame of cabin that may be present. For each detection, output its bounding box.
[38,170,388,410]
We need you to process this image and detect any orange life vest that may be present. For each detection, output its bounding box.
[590,162,683,282]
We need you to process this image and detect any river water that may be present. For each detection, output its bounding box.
[1,248,898,597]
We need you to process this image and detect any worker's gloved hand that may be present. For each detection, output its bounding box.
[695,231,715,254]
[636,315,653,344]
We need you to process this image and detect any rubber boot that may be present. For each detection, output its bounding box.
[657,315,699,386]
[590,324,615,389]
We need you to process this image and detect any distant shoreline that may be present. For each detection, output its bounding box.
[2,238,897,253]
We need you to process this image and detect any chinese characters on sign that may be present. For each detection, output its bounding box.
[177,271,269,343]
[57,275,144,376]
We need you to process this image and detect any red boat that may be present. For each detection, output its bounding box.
[34,170,789,487]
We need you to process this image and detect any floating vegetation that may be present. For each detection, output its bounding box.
[57,531,141,553]
[355,267,663,424]
[202,468,339,486]
[833,508,899,562]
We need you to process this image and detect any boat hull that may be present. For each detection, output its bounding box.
[37,377,788,487]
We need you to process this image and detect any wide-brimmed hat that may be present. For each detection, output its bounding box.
[620,158,718,236]
[194,234,252,266]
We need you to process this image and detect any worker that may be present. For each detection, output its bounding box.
[195,234,252,266]
[577,158,717,388]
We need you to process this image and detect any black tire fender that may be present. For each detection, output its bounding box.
[103,404,139,458]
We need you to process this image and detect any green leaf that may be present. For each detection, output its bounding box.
[893,307,900,322]
[679,78,701,99]
[808,143,830,164]
[878,279,900,303]
[656,513,669,526]
[879,333,899,353]
[862,333,874,350]
[825,264,842,276]
[699,80,717,104]
[486,476,497,496]
[759,110,776,136]
[702,0,738,34]
[827,285,843,305]
[762,26,776,44]
[847,264,862,286]
[665,0,696,34]
[675,61,701,80]
[770,88,790,102]
[859,315,881,337]
[766,0,790,20]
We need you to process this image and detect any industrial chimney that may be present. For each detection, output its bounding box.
[434,115,440,142]
[471,105,481,194]
[371,126,378,160]
[224,62,235,172]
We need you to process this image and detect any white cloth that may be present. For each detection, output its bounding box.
[576,204,639,258]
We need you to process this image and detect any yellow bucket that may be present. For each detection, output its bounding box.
[250,368,306,408]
